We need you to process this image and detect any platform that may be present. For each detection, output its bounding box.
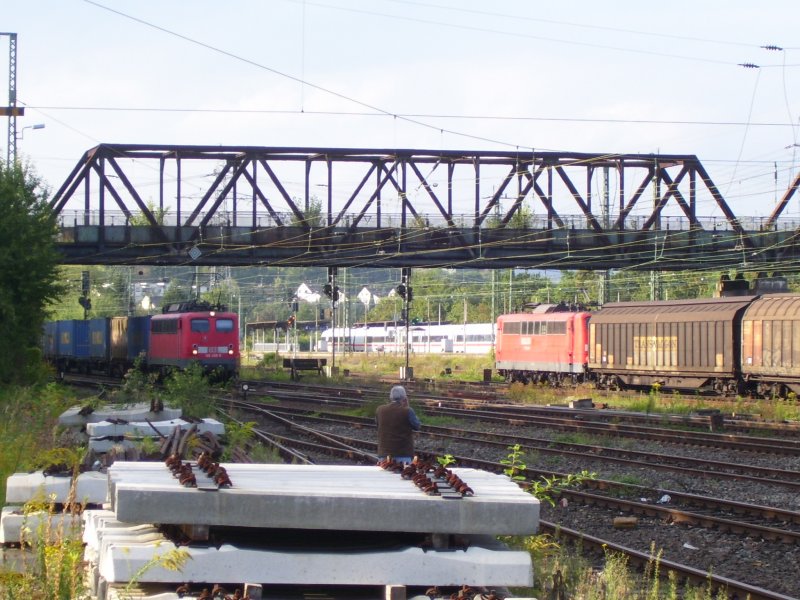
[108,463,539,535]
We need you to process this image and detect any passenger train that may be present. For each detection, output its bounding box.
[42,300,240,379]
[495,291,800,398]
[319,322,495,354]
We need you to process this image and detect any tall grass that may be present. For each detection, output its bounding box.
[1,448,87,599]
[0,384,77,507]
[508,536,734,599]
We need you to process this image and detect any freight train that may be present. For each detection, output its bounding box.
[42,300,240,379]
[495,293,800,397]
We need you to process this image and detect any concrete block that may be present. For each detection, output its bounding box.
[82,509,119,546]
[386,584,407,600]
[244,584,263,599]
[59,403,182,426]
[5,470,108,504]
[567,397,593,409]
[108,463,539,535]
[98,538,533,587]
[106,591,179,600]
[0,506,82,544]
[87,418,224,438]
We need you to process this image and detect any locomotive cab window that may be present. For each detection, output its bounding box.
[216,318,234,332]
[151,319,178,334]
[191,319,210,333]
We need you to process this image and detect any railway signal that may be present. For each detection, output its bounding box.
[79,270,91,319]
[396,283,413,302]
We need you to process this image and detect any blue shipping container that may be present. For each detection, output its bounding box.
[56,320,76,358]
[127,316,151,362]
[42,321,58,360]
[89,318,111,360]
[73,320,90,358]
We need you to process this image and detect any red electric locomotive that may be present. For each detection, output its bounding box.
[496,305,591,385]
[148,301,240,378]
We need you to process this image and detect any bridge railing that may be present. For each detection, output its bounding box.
[55,209,800,233]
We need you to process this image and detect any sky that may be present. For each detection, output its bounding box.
[4,0,800,221]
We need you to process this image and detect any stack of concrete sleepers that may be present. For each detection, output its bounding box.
[85,417,225,453]
[85,462,540,599]
[1,470,107,545]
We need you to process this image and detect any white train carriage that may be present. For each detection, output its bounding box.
[319,323,495,354]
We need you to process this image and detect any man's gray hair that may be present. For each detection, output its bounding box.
[389,385,407,402]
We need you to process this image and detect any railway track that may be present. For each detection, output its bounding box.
[230,399,800,490]
[241,378,800,439]
[223,393,800,598]
[56,374,800,595]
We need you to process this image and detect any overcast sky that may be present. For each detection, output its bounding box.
[5,0,800,219]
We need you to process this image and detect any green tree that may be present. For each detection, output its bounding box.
[0,163,65,384]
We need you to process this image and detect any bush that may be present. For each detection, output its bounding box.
[161,362,217,418]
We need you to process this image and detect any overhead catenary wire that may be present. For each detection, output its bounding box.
[18,0,793,233]
[34,3,800,292]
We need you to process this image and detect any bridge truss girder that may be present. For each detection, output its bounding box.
[48,144,797,271]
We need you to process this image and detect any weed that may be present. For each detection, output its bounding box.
[0,384,77,506]
[608,473,646,487]
[135,435,160,458]
[258,352,283,369]
[529,470,597,507]
[1,471,87,599]
[114,357,159,406]
[436,454,456,467]
[249,443,284,463]
[335,398,383,419]
[222,421,256,461]
[419,414,463,427]
[553,431,601,446]
[122,544,191,597]
[500,443,527,482]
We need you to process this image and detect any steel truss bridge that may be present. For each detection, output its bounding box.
[49,144,800,271]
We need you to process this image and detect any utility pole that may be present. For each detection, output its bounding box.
[398,268,413,379]
[324,267,339,371]
[650,158,662,301]
[491,270,496,351]
[600,166,611,305]
[0,33,22,167]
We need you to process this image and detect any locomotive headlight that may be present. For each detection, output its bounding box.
[192,344,198,355]
[210,311,216,317]
[228,344,234,355]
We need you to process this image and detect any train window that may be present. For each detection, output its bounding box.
[151,319,178,334]
[191,319,210,333]
[216,319,234,332]
[505,322,521,334]
[550,322,566,335]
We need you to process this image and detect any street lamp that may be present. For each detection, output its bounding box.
[18,123,44,140]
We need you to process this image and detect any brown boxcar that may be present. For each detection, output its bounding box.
[588,297,754,393]
[741,294,800,396]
